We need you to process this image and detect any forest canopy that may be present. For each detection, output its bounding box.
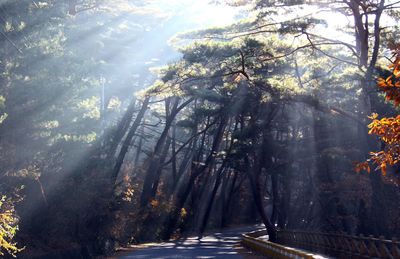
[0,0,399,258]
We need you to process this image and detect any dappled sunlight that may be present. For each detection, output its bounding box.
[118,229,244,258]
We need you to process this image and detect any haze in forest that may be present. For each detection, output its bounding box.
[0,1,400,258]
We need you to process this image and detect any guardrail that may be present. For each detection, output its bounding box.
[278,230,400,259]
[242,230,326,259]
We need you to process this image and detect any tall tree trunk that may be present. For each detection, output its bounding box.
[198,165,225,237]
[106,98,137,159]
[140,97,193,207]
[244,126,277,241]
[161,171,197,240]
[112,96,150,182]
[140,98,177,206]
[132,125,144,177]
[220,171,238,228]
[171,122,178,183]
[150,136,172,198]
[246,155,277,242]
[279,170,291,229]
[161,116,227,240]
[270,172,280,226]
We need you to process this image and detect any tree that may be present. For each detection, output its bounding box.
[0,196,23,257]
[0,104,22,257]
[356,43,400,175]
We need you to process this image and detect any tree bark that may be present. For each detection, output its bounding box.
[106,98,137,159]
[246,155,277,242]
[112,96,150,182]
[161,116,227,239]
[198,162,226,237]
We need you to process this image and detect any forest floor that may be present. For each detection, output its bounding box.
[108,225,268,258]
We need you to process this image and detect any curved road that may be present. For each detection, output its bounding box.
[115,225,265,259]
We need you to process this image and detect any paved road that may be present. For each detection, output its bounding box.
[116,225,265,259]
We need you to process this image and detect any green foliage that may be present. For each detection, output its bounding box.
[194,106,220,118]
[0,96,7,124]
[0,196,23,257]
[278,18,326,34]
[0,0,398,255]
[190,88,226,103]
[255,0,306,8]
[176,119,196,129]
[0,96,5,109]
[77,96,101,120]
[182,41,237,63]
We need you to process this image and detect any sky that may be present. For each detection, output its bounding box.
[79,0,245,104]
[107,0,399,96]
[112,0,244,81]
[146,0,242,28]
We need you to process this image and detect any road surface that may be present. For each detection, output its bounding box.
[115,225,265,259]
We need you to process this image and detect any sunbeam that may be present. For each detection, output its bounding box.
[0,1,400,258]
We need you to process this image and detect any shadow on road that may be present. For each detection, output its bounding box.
[113,225,266,259]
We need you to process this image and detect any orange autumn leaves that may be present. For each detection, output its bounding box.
[356,46,400,175]
[357,113,400,175]
[377,55,400,105]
